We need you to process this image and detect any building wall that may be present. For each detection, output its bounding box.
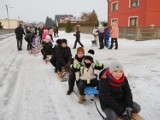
[108,0,148,27]
[145,0,160,26]
[0,19,18,29]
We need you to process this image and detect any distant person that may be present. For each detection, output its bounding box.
[104,24,110,48]
[109,22,119,50]
[15,24,25,51]
[41,35,53,61]
[73,28,84,49]
[92,25,99,46]
[48,28,54,42]
[25,32,35,50]
[98,24,104,49]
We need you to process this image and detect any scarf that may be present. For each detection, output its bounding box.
[106,68,124,87]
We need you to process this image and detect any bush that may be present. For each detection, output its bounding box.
[65,21,73,33]
[0,22,3,29]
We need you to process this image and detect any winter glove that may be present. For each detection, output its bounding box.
[73,62,80,70]
[96,60,103,67]
[122,107,133,120]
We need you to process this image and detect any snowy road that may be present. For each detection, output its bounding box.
[0,35,103,120]
[0,32,160,120]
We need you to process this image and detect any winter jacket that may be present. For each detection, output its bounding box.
[72,55,85,80]
[74,31,80,41]
[98,69,133,115]
[25,32,35,43]
[75,61,103,84]
[110,23,119,38]
[98,26,104,38]
[43,42,53,55]
[104,27,110,38]
[15,26,25,39]
[42,31,49,42]
[55,46,72,65]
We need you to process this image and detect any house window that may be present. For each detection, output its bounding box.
[129,17,138,27]
[130,0,139,8]
[112,2,118,11]
[111,18,118,25]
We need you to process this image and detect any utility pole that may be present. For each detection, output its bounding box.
[5,5,10,29]
[5,5,13,29]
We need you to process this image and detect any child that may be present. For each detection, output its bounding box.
[67,47,85,95]
[50,39,62,72]
[75,55,103,104]
[73,27,84,49]
[55,39,72,78]
[108,23,119,50]
[25,30,35,50]
[104,25,110,48]
[41,35,53,61]
[98,60,141,120]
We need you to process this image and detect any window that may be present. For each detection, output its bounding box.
[129,17,138,27]
[112,2,118,11]
[111,18,118,25]
[130,0,139,8]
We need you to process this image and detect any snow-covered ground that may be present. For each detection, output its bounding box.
[0,31,160,120]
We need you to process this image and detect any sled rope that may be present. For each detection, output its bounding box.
[91,98,106,119]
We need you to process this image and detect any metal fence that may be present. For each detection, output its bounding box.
[0,29,15,35]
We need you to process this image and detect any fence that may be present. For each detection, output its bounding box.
[78,26,160,41]
[0,29,15,35]
[119,26,160,41]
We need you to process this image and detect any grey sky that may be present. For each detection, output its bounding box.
[0,0,108,23]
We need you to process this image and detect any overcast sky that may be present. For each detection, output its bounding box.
[0,0,108,23]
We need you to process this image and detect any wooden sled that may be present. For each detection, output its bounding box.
[117,113,144,120]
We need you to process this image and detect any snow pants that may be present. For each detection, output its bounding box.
[77,79,99,95]
[103,102,141,120]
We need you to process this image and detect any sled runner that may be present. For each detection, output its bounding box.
[117,113,144,120]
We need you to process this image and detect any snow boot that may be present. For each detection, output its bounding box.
[79,95,85,104]
[58,71,63,78]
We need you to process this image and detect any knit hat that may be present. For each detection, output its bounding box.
[43,26,48,31]
[84,55,93,62]
[61,39,67,44]
[88,49,95,55]
[108,60,123,73]
[77,47,84,54]
[56,39,62,45]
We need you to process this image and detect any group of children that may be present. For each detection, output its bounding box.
[93,22,119,50]
[37,28,142,120]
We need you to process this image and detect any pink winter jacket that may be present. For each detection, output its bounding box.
[110,23,119,38]
[42,31,49,42]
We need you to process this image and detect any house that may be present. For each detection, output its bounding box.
[0,19,18,29]
[59,16,85,24]
[55,15,73,23]
[0,19,25,29]
[108,0,160,27]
